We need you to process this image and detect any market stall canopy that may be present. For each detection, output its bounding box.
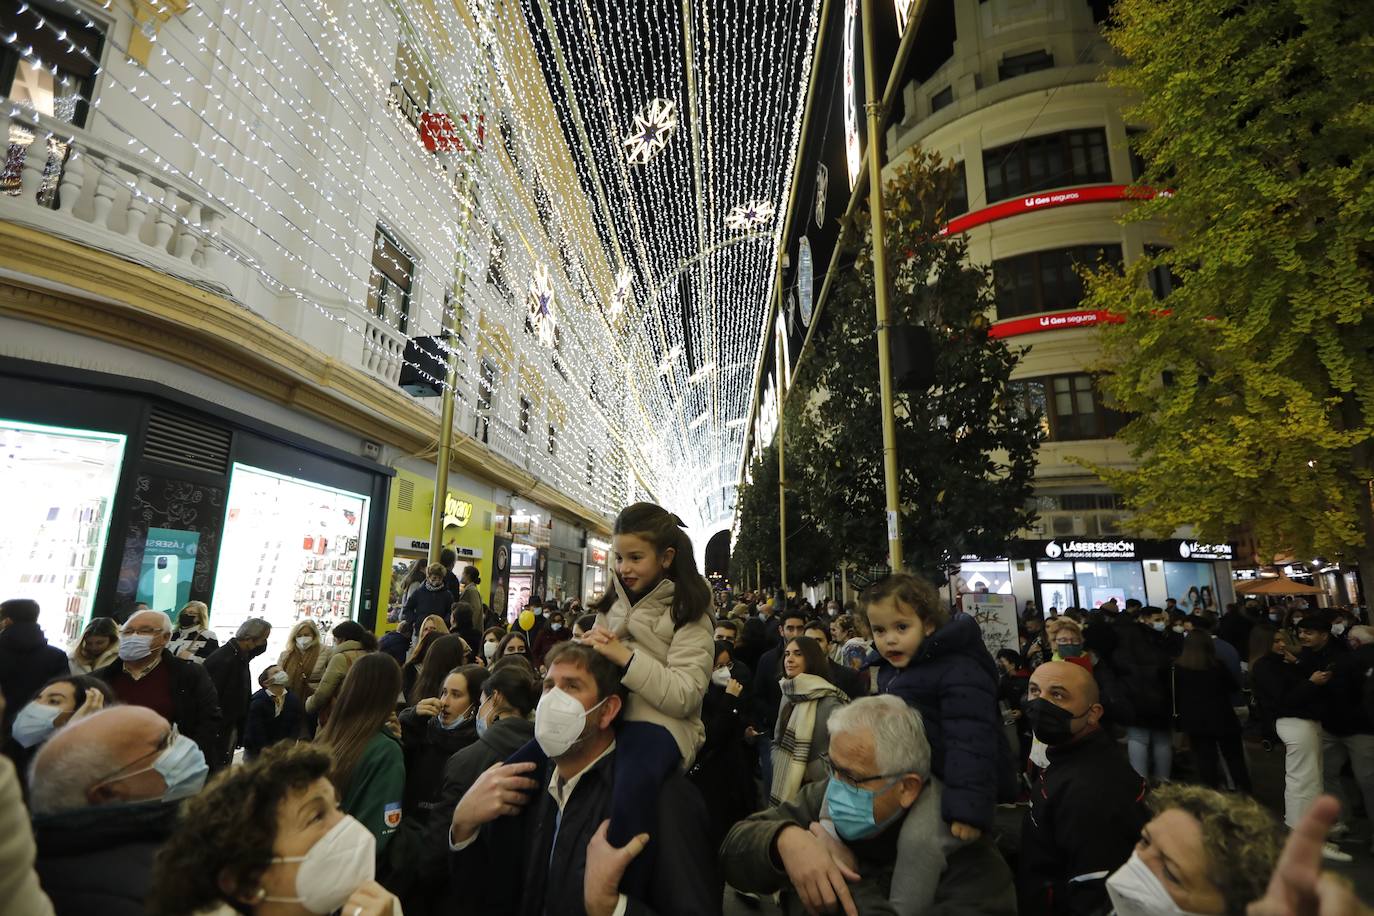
[1234,575,1324,596]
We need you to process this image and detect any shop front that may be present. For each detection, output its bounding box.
[583,537,611,605]
[376,467,496,633]
[491,500,552,623]
[951,537,1236,618]
[0,359,391,679]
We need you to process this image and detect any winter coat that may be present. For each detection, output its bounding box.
[0,755,52,916]
[1218,611,1253,658]
[167,626,218,663]
[876,613,1003,830]
[399,707,479,816]
[1017,727,1148,916]
[596,576,714,765]
[94,650,222,767]
[68,644,119,676]
[438,714,535,816]
[1173,662,1242,738]
[753,645,784,732]
[242,688,304,759]
[32,797,180,916]
[304,640,366,715]
[689,678,757,852]
[1324,643,1374,736]
[1250,654,1310,732]
[450,745,721,916]
[403,585,453,633]
[531,624,572,668]
[340,729,405,861]
[0,621,70,738]
[203,640,253,765]
[722,777,1016,916]
[1111,621,1180,728]
[457,585,485,642]
[378,631,409,666]
[827,658,868,700]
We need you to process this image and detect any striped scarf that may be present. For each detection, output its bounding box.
[770,672,850,805]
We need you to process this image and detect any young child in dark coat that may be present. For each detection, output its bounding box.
[863,573,1002,838]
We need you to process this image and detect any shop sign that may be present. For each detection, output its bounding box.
[587,537,611,566]
[395,536,430,552]
[443,494,473,528]
[453,546,482,560]
[940,184,1164,237]
[1176,540,1233,561]
[989,309,1123,339]
[1043,538,1137,560]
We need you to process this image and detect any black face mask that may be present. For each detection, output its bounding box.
[246,641,268,659]
[1024,698,1087,746]
[177,614,197,630]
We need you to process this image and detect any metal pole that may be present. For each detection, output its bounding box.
[428,164,476,565]
[776,248,789,595]
[841,563,849,605]
[861,0,904,572]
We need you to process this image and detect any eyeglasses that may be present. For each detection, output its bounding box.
[91,727,175,787]
[122,626,165,637]
[820,754,908,788]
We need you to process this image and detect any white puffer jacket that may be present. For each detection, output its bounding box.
[597,575,715,766]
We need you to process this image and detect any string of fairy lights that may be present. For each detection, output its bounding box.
[3,0,822,531]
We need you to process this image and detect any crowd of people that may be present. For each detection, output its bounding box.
[1,504,1373,915]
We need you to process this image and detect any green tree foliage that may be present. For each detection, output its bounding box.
[1081,0,1374,574]
[786,150,1042,580]
[732,441,835,588]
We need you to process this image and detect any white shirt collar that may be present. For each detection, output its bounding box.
[548,739,617,812]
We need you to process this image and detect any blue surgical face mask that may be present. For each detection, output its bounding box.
[826,775,906,841]
[103,732,209,801]
[12,701,63,748]
[475,697,492,738]
[118,634,156,662]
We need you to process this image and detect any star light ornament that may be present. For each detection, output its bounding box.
[609,267,632,320]
[622,98,678,166]
[725,199,776,232]
[527,264,557,348]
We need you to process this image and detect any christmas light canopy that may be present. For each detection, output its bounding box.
[527,263,557,348]
[725,199,776,232]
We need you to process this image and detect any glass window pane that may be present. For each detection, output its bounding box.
[1074,561,1146,609]
[1163,562,1217,611]
[1037,560,1076,579]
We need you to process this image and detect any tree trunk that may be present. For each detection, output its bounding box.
[1351,475,1374,608]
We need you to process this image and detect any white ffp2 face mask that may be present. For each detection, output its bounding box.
[264,814,376,914]
[1106,851,1211,916]
[534,686,607,757]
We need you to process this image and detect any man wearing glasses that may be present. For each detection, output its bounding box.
[721,695,1016,915]
[93,610,222,769]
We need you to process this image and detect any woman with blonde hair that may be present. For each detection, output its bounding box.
[1045,616,1089,668]
[68,616,119,674]
[168,600,218,663]
[278,619,323,706]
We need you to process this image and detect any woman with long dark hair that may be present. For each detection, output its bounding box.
[771,635,849,804]
[314,652,404,858]
[406,634,469,705]
[1174,631,1251,791]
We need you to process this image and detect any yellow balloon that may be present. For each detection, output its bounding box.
[519,610,535,631]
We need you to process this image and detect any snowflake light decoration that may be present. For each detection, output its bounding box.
[622,98,678,166]
[609,267,632,319]
[725,199,776,231]
[527,263,557,348]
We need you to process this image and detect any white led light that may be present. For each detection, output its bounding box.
[621,97,678,166]
[724,199,776,231]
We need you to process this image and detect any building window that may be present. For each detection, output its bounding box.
[367,224,415,334]
[993,244,1123,319]
[486,231,513,301]
[930,85,954,113]
[586,449,595,488]
[998,49,1054,81]
[983,128,1112,204]
[390,42,432,130]
[947,160,969,217]
[475,358,496,443]
[1008,374,1126,442]
[518,396,531,436]
[547,425,557,457]
[1144,245,1181,300]
[0,4,103,128]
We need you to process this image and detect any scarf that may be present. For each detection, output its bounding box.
[770,672,849,805]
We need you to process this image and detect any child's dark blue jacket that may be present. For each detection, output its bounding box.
[875,612,1001,830]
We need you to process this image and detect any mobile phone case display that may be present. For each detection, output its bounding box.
[213,466,368,675]
[0,421,125,646]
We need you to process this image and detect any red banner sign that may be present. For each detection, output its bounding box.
[941,184,1164,236]
[419,112,486,153]
[988,309,1124,338]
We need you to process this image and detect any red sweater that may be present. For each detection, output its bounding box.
[110,660,176,722]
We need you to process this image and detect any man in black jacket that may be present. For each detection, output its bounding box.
[1018,661,1147,916]
[0,598,70,744]
[203,617,271,767]
[94,610,223,769]
[447,641,721,915]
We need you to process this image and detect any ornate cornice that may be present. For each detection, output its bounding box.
[0,222,609,532]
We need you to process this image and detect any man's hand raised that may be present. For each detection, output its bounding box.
[450,761,539,846]
[584,820,650,916]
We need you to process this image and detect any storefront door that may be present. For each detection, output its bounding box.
[1039,581,1077,616]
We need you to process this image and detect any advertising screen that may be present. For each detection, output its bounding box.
[0,419,125,644]
[213,464,369,683]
